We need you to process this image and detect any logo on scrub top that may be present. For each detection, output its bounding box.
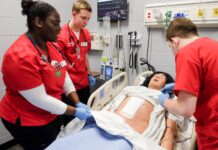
[51,60,62,77]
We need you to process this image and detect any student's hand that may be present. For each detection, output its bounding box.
[161,83,175,94]
[88,75,96,87]
[158,93,170,107]
[76,102,90,111]
[75,107,92,120]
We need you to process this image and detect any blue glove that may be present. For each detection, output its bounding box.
[158,93,170,107]
[76,102,90,112]
[88,75,96,87]
[75,107,92,120]
[161,83,175,94]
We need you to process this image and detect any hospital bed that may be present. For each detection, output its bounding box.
[47,71,197,150]
[87,71,197,150]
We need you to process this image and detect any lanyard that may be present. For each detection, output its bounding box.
[67,24,90,73]
[26,32,69,77]
[26,32,70,66]
[67,22,87,52]
[26,32,51,62]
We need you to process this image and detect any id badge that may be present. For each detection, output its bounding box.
[81,42,88,47]
[76,47,80,59]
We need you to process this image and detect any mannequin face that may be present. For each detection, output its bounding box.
[148,73,167,90]
[72,9,91,29]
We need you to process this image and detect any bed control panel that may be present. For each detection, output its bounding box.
[112,75,125,88]
[87,72,128,110]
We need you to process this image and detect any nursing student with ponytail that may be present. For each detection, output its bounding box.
[0,0,91,149]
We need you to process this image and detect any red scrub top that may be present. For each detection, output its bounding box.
[0,34,67,126]
[174,37,218,150]
[57,24,91,90]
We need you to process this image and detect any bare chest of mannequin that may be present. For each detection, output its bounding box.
[112,97,154,133]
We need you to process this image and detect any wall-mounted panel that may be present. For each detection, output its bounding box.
[144,0,218,28]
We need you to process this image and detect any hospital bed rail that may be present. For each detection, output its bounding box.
[87,72,128,111]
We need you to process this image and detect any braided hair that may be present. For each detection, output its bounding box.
[21,0,56,31]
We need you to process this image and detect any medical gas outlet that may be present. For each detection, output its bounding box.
[153,8,163,21]
[163,11,172,27]
[197,8,205,18]
[213,8,218,16]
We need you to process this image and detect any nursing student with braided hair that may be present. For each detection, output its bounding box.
[0,1,91,149]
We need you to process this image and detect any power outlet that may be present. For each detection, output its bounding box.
[145,10,152,21]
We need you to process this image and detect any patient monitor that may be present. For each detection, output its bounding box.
[105,65,113,80]
[101,64,121,81]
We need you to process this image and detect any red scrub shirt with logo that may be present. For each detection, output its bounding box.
[174,37,218,150]
[0,34,67,126]
[57,24,91,90]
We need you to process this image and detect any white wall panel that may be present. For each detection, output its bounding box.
[45,0,75,7]
[45,0,72,25]
[0,18,26,36]
[56,7,72,25]
[150,52,174,67]
[0,0,21,18]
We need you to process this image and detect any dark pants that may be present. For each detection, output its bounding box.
[76,85,91,104]
[61,85,91,126]
[1,117,61,150]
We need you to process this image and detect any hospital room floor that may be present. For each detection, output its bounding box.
[1,143,23,150]
[7,144,23,150]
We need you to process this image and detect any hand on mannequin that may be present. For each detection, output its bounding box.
[161,83,175,94]
[158,93,170,107]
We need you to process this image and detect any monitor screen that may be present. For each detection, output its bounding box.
[105,65,113,80]
[98,0,112,2]
[97,0,128,22]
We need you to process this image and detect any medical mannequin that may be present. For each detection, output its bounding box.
[109,72,176,150]
[57,0,95,109]
[159,18,218,150]
[0,0,91,149]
